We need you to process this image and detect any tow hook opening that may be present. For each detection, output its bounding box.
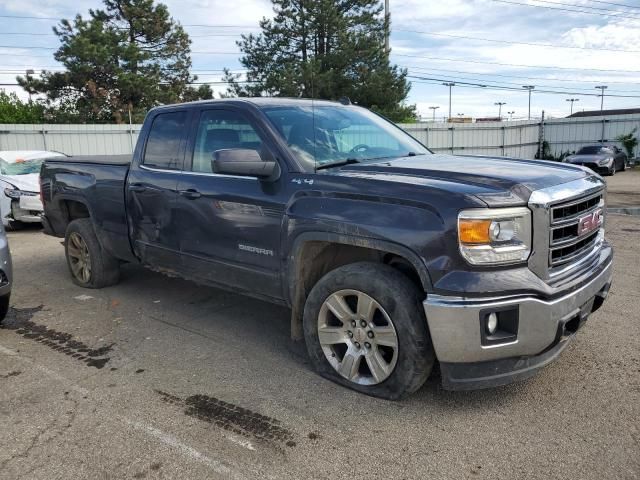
[563,315,581,335]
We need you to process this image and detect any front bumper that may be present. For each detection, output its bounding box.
[424,252,612,390]
[11,196,43,223]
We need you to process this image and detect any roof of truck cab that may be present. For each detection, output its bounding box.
[151,97,349,112]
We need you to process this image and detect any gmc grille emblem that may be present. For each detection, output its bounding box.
[577,208,603,236]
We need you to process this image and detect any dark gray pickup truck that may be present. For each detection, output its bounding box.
[40,98,613,399]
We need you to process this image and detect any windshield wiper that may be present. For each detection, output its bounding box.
[315,158,361,171]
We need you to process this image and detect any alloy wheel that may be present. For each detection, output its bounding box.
[67,232,92,283]
[317,289,399,385]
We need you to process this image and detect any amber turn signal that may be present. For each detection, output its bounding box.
[458,219,492,244]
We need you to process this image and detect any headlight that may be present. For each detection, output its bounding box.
[458,207,532,265]
[4,188,22,199]
[4,188,37,199]
[598,157,613,166]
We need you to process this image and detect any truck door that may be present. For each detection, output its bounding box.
[126,109,188,271]
[174,107,287,300]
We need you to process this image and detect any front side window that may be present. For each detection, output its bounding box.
[143,111,187,170]
[191,110,263,173]
[262,105,429,170]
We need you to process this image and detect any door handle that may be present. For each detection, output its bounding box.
[179,189,201,199]
[129,183,147,193]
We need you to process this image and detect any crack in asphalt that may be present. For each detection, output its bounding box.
[0,396,79,476]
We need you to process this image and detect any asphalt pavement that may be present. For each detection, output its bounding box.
[0,214,638,479]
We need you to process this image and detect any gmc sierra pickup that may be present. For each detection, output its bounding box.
[41,98,613,399]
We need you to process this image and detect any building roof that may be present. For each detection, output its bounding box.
[568,108,640,118]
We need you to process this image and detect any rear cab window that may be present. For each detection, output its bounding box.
[143,111,188,170]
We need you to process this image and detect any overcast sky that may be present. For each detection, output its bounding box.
[1,0,639,120]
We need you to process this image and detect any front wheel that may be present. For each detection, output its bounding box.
[303,262,434,400]
[65,219,120,288]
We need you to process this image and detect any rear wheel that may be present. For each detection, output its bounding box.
[65,219,120,288]
[303,262,434,400]
[0,293,9,324]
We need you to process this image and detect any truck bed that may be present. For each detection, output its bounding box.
[41,156,136,263]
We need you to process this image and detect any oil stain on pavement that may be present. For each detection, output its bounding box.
[0,306,114,369]
[156,390,295,446]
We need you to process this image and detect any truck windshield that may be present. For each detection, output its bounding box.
[262,105,430,170]
[577,146,609,155]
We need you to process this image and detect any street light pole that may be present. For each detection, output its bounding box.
[428,106,440,122]
[522,85,535,120]
[443,82,455,121]
[508,111,515,121]
[494,102,506,120]
[595,85,607,112]
[566,98,579,116]
[595,85,608,142]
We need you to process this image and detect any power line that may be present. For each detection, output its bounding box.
[490,0,640,18]
[0,14,59,20]
[527,0,639,14]
[585,0,640,9]
[403,68,640,93]
[402,65,640,85]
[0,32,54,36]
[406,75,640,98]
[393,53,640,73]
[397,29,640,53]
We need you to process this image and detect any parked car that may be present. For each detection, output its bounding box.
[40,98,613,399]
[0,222,12,322]
[0,150,66,229]
[564,145,627,176]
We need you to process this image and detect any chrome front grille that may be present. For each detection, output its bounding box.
[548,190,604,269]
[527,175,607,282]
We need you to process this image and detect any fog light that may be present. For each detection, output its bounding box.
[486,312,498,334]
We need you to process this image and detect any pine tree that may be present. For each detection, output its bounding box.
[223,0,416,122]
[17,0,206,123]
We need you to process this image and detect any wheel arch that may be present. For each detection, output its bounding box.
[287,232,433,340]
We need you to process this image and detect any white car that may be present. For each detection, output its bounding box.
[0,150,65,229]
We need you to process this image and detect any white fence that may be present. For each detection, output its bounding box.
[0,124,140,155]
[400,113,640,159]
[1,113,639,159]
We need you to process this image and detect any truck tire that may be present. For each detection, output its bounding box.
[65,219,120,288]
[303,262,434,400]
[0,293,9,324]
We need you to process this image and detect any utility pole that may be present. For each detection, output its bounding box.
[522,85,535,120]
[25,69,34,103]
[566,98,579,116]
[595,86,607,142]
[428,106,439,122]
[595,85,607,111]
[384,0,390,53]
[495,102,506,120]
[508,111,515,121]
[443,82,455,121]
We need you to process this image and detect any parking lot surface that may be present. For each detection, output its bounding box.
[1,215,639,480]
[606,167,640,208]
